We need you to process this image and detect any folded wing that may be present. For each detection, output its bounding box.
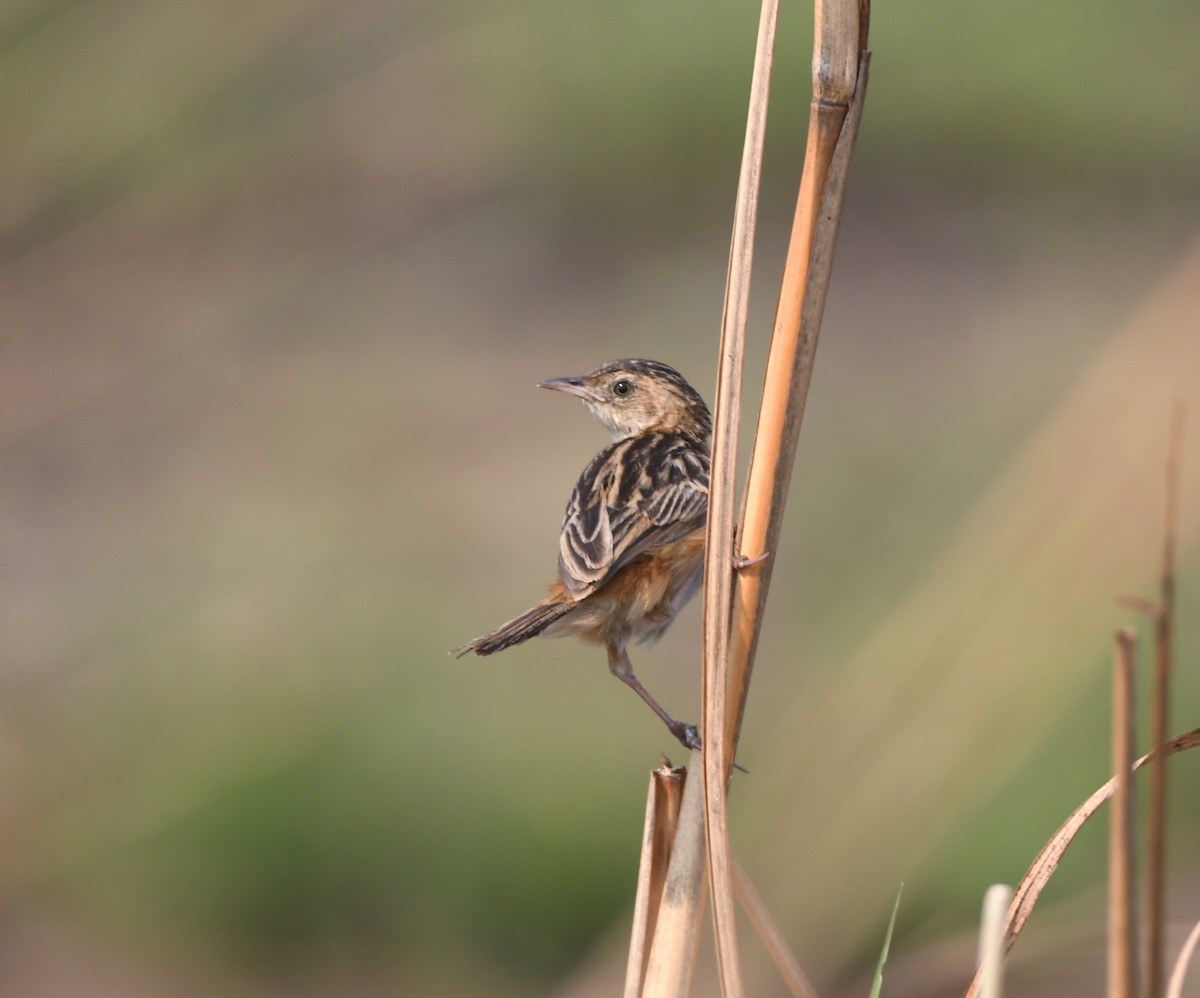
[558,434,709,599]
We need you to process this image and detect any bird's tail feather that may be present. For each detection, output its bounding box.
[453,598,574,657]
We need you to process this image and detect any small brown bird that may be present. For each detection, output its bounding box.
[455,359,711,750]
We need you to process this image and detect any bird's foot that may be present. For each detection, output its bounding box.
[671,725,751,773]
[670,721,703,751]
[733,550,770,570]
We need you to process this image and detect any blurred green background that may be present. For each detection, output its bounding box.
[2,1,1199,995]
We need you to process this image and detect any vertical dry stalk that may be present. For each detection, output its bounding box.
[1109,628,1137,998]
[978,884,1013,998]
[700,0,869,991]
[626,762,686,997]
[723,2,870,773]
[1143,403,1184,998]
[701,2,779,995]
[637,1,870,993]
[641,750,709,998]
[1143,607,1169,998]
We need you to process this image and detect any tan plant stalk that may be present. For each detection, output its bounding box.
[700,1,779,994]
[634,0,870,992]
[978,884,1013,998]
[626,762,686,997]
[723,4,870,775]
[640,750,708,997]
[1109,629,1137,998]
[1143,403,1184,998]
[701,0,869,991]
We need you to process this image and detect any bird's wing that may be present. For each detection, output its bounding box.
[558,435,709,598]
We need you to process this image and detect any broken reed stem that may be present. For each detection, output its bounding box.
[724,9,871,781]
[978,884,1013,998]
[641,750,708,998]
[1109,629,1137,998]
[700,4,779,995]
[1143,402,1184,998]
[626,762,686,997]
[962,727,1200,998]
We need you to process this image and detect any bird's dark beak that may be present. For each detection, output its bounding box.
[537,376,591,400]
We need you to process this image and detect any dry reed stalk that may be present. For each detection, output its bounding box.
[977,884,1013,998]
[626,762,686,997]
[635,1,870,992]
[1109,628,1137,998]
[723,4,870,775]
[961,726,1200,998]
[1165,916,1200,998]
[641,749,708,998]
[700,2,779,995]
[730,855,820,998]
[1143,402,1184,998]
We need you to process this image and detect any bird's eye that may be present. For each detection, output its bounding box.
[612,379,634,397]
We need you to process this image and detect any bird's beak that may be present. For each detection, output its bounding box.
[537,376,591,400]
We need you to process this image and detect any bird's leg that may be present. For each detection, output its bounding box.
[606,643,701,751]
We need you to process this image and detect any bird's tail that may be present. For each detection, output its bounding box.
[453,597,575,657]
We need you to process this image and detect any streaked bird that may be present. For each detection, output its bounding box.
[454,359,711,750]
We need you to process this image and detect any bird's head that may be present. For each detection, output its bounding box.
[538,359,711,443]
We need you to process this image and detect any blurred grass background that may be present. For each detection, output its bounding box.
[2,1,1199,995]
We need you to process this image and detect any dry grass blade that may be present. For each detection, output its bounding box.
[1144,401,1185,998]
[1108,629,1137,998]
[962,727,1200,998]
[642,750,708,998]
[701,3,779,993]
[626,762,686,998]
[978,884,1013,998]
[1166,916,1200,998]
[730,854,820,998]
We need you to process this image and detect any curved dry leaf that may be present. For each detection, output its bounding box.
[963,727,1200,998]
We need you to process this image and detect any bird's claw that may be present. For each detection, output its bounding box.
[734,550,770,570]
[671,722,703,751]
